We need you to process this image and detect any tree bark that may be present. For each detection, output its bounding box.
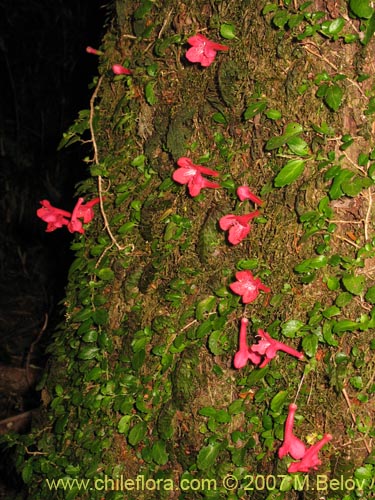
[16,1,375,498]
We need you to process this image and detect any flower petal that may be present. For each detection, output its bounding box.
[237,186,263,205]
[173,167,196,185]
[219,215,236,230]
[227,223,250,245]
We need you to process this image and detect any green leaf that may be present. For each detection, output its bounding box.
[365,96,375,115]
[281,319,304,338]
[285,122,304,135]
[342,176,372,197]
[145,81,157,105]
[199,407,218,418]
[134,0,154,20]
[363,11,375,44]
[220,23,236,39]
[365,286,375,304]
[92,309,108,326]
[228,399,244,415]
[128,421,147,446]
[196,296,216,320]
[82,330,98,343]
[349,0,373,18]
[286,136,310,156]
[208,330,225,355]
[273,10,290,28]
[262,3,278,15]
[302,333,318,357]
[320,18,345,36]
[77,346,100,360]
[336,292,353,307]
[274,159,305,187]
[324,84,343,111]
[265,122,303,150]
[151,440,169,465]
[342,274,365,295]
[270,390,288,412]
[212,112,227,124]
[97,268,114,281]
[118,221,137,234]
[265,108,282,120]
[322,322,338,346]
[244,100,267,120]
[294,255,328,273]
[354,465,373,479]
[332,320,358,333]
[322,306,341,319]
[22,461,33,484]
[197,442,221,470]
[246,366,268,385]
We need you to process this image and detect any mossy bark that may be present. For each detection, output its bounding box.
[20,1,375,499]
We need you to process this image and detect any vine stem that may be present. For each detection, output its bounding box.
[89,75,126,251]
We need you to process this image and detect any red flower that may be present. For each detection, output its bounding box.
[86,46,103,56]
[112,64,132,75]
[219,211,260,245]
[186,34,229,67]
[233,318,251,369]
[74,197,100,223]
[278,404,306,460]
[173,157,220,197]
[67,197,100,234]
[250,329,304,368]
[38,197,100,234]
[237,186,263,205]
[288,434,333,473]
[37,200,71,232]
[229,270,270,304]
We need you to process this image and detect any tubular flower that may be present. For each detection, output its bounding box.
[250,329,304,368]
[233,318,251,369]
[112,64,132,75]
[37,200,71,232]
[229,270,270,304]
[219,211,260,245]
[288,434,333,473]
[185,34,229,67]
[237,185,263,205]
[67,198,85,234]
[74,197,101,223]
[173,157,220,197]
[86,46,103,56]
[278,404,306,460]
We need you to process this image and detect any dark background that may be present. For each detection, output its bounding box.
[0,0,105,494]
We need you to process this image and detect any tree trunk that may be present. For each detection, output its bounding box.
[13,1,375,498]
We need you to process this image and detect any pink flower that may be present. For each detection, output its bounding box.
[219,211,260,245]
[288,434,333,473]
[250,329,304,368]
[86,46,103,56]
[67,198,84,234]
[74,197,100,223]
[112,64,132,75]
[186,34,229,67]
[237,186,263,205]
[66,197,100,234]
[173,157,220,197]
[233,318,251,369]
[278,404,306,460]
[37,200,71,232]
[229,270,270,304]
